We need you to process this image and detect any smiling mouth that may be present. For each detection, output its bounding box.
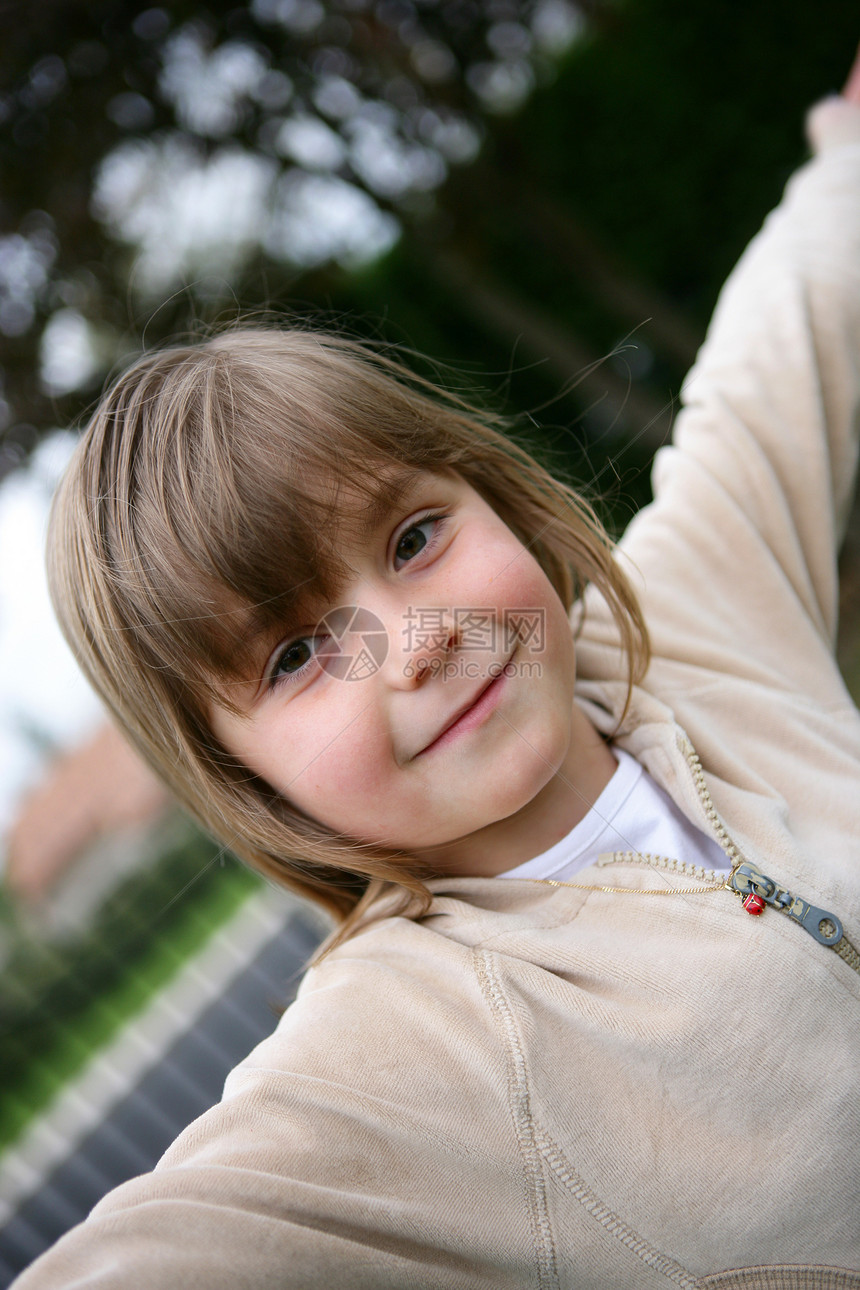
[414,664,510,757]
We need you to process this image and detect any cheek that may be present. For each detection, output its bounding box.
[485,525,554,600]
[495,552,570,640]
[281,711,392,817]
[501,560,550,605]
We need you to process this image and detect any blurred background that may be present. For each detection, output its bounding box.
[0,0,858,1281]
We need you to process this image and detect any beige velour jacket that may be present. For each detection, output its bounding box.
[12,98,860,1289]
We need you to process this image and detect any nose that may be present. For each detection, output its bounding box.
[385,606,460,690]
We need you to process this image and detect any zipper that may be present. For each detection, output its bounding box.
[597,850,725,886]
[678,735,860,978]
[679,737,747,872]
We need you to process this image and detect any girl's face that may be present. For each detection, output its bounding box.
[210,472,608,875]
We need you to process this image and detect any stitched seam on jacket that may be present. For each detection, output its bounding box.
[474,948,559,1290]
[535,1130,696,1287]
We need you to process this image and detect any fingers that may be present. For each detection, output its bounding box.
[843,42,860,106]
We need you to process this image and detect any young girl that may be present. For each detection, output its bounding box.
[13,74,860,1289]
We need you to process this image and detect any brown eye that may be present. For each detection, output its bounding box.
[396,523,430,563]
[272,639,314,683]
[279,642,310,671]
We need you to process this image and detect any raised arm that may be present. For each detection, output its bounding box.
[590,72,860,701]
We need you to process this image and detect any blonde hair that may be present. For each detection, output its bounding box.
[48,327,649,945]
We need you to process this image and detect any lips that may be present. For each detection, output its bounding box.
[414,666,508,757]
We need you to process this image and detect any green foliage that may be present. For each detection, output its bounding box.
[0,822,260,1150]
[2,0,856,480]
[525,0,857,307]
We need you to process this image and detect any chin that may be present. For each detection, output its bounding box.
[484,756,561,825]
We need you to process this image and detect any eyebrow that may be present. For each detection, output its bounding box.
[346,465,429,543]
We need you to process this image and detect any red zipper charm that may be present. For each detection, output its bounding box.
[742,892,766,915]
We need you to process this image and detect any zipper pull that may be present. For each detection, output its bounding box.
[728,862,843,947]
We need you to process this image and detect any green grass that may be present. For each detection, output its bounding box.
[0,834,261,1153]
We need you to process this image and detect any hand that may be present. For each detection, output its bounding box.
[843,43,860,106]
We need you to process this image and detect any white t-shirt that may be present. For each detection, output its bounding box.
[501,748,729,883]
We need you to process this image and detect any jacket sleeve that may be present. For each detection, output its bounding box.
[7,930,530,1290]
[580,97,860,702]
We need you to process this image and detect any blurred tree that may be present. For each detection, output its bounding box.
[0,0,856,496]
[0,0,583,468]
